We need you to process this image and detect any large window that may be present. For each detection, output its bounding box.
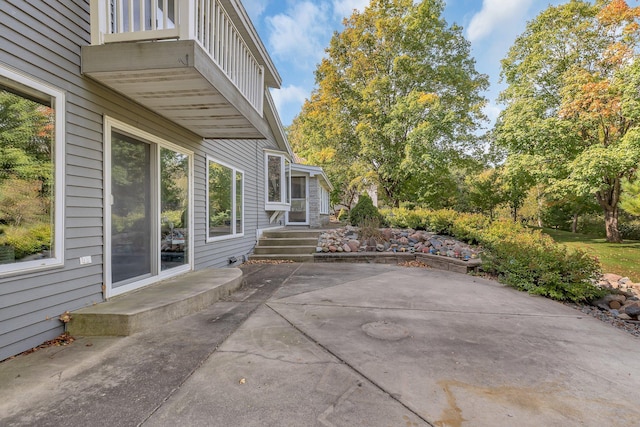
[207,157,243,240]
[265,151,291,211]
[0,66,64,275]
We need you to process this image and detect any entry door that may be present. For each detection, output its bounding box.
[288,176,308,224]
[109,129,191,295]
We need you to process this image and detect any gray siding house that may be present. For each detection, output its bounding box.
[0,0,307,361]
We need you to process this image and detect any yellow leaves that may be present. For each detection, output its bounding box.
[417,92,438,105]
[315,147,337,163]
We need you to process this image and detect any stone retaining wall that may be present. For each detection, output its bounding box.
[314,251,482,274]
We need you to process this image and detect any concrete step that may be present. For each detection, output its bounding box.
[249,254,314,263]
[67,268,243,336]
[253,245,316,255]
[262,230,321,239]
[259,237,318,246]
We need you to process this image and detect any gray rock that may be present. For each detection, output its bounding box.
[624,304,640,319]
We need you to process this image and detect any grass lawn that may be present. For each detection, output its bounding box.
[543,228,640,282]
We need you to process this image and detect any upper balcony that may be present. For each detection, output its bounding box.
[82,0,281,139]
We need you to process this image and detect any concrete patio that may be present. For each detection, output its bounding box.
[1,263,639,426]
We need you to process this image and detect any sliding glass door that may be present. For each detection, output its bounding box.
[109,126,191,293]
[111,132,152,284]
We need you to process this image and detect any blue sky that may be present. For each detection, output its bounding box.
[243,0,567,129]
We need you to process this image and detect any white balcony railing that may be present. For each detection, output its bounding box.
[90,0,264,114]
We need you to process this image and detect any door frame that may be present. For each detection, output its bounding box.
[103,116,194,298]
[286,174,309,225]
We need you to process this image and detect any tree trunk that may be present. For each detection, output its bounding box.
[596,178,622,243]
[604,207,622,243]
[571,213,578,233]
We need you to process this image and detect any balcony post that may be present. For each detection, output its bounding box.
[90,0,108,45]
[178,1,196,41]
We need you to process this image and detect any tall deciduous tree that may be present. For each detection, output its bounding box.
[495,0,640,242]
[288,0,488,207]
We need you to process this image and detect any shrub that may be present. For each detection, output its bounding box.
[449,212,491,244]
[425,209,457,235]
[349,194,383,226]
[619,220,640,240]
[358,217,384,243]
[478,221,603,302]
[0,223,52,260]
[381,207,604,302]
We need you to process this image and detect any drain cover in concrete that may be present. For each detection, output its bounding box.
[362,321,409,341]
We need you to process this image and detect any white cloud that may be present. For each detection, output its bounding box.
[242,0,269,20]
[483,101,502,127]
[266,2,331,67]
[466,0,535,43]
[271,85,309,122]
[332,0,369,18]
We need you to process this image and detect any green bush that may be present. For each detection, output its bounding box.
[0,223,51,260]
[380,207,604,302]
[619,220,640,240]
[349,194,383,226]
[425,209,457,235]
[479,221,603,302]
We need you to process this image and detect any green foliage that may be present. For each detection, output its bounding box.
[0,223,51,260]
[544,227,640,282]
[161,210,184,229]
[619,219,640,240]
[380,208,603,301]
[349,194,383,226]
[209,210,230,227]
[288,0,488,207]
[0,177,49,227]
[495,0,640,242]
[620,178,640,216]
[480,222,603,302]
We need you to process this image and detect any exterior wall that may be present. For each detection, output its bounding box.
[307,177,330,228]
[196,138,277,269]
[0,1,278,361]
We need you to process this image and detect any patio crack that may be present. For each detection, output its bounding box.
[265,304,436,427]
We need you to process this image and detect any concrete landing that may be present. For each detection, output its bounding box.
[67,268,243,336]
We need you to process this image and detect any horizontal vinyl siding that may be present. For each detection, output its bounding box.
[194,139,277,269]
[0,0,280,360]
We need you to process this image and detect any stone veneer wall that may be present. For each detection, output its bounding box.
[308,176,321,228]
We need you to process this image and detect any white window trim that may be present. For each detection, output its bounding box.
[320,186,330,215]
[206,156,245,242]
[104,116,194,298]
[264,150,291,212]
[0,64,65,277]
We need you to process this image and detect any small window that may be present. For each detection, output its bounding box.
[0,66,64,275]
[265,151,291,211]
[207,157,243,241]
